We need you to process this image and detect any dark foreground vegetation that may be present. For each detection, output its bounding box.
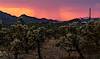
[0,18,100,59]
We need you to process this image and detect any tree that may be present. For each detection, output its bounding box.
[34,27,46,59]
[26,26,46,59]
[80,24,100,54]
[3,24,31,59]
[56,27,84,59]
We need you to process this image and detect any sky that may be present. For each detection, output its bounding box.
[0,0,100,21]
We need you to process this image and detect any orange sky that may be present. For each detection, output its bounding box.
[0,7,89,21]
[0,0,100,21]
[0,7,99,21]
[0,7,34,17]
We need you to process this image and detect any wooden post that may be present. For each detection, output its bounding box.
[89,8,91,20]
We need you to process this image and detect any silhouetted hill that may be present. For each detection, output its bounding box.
[18,14,50,24]
[62,17,100,26]
[0,11,17,25]
[0,11,60,25]
[0,11,100,25]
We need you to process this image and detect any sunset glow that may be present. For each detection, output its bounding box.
[0,0,100,21]
[0,7,34,17]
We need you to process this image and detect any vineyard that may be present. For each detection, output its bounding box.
[0,19,100,59]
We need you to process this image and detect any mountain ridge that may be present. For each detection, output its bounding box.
[0,11,60,25]
[0,11,100,25]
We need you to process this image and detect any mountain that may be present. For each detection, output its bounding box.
[0,11,59,25]
[18,14,49,24]
[0,11,99,26]
[61,18,100,26]
[18,14,60,24]
[0,11,17,25]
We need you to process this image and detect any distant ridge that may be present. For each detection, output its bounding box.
[0,11,100,25]
[0,11,60,25]
[0,11,17,25]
